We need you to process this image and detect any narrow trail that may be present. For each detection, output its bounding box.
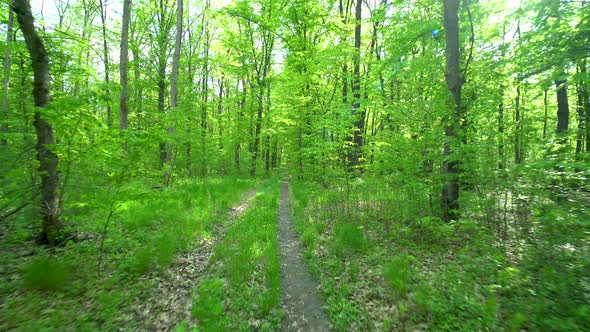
[129,189,257,331]
[279,180,331,332]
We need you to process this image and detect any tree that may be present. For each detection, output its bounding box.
[11,0,62,244]
[165,0,183,185]
[441,0,462,221]
[348,0,365,170]
[98,0,113,127]
[1,9,13,146]
[120,0,131,150]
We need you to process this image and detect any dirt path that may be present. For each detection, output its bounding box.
[279,180,331,331]
[130,189,257,331]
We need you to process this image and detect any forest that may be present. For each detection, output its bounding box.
[0,0,589,330]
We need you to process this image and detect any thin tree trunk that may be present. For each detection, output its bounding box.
[583,60,590,152]
[576,62,585,154]
[98,0,112,127]
[235,80,245,172]
[170,0,182,112]
[441,0,462,221]
[119,0,131,151]
[1,10,13,146]
[12,0,62,245]
[515,84,522,164]
[498,90,505,169]
[498,27,506,169]
[200,22,210,178]
[251,88,263,177]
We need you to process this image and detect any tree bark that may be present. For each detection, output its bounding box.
[170,0,182,112]
[156,0,172,169]
[555,79,569,135]
[576,62,585,154]
[164,0,182,184]
[584,61,590,153]
[441,0,462,221]
[1,10,13,146]
[98,0,112,127]
[119,0,131,150]
[347,0,364,170]
[515,84,522,164]
[200,16,210,178]
[12,0,62,245]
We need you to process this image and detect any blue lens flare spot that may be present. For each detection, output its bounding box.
[432,29,440,37]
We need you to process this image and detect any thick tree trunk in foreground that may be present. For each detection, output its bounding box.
[119,0,131,150]
[12,0,62,244]
[441,0,462,221]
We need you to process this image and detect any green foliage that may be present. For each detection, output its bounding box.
[2,0,589,329]
[332,222,366,257]
[192,278,226,331]
[22,257,69,291]
[128,246,154,276]
[382,255,413,300]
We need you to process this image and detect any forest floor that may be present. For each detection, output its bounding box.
[127,189,257,330]
[278,179,331,331]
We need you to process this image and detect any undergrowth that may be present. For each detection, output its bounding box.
[291,169,590,331]
[0,177,253,330]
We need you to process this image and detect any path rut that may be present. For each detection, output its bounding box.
[279,180,331,332]
[129,189,256,331]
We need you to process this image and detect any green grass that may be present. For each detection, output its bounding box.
[193,178,282,331]
[0,177,254,331]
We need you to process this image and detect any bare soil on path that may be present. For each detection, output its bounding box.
[279,180,331,332]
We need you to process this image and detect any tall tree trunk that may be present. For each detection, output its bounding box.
[515,84,522,164]
[98,0,112,127]
[497,27,506,170]
[250,88,263,177]
[235,79,245,172]
[165,0,182,184]
[170,0,182,112]
[157,0,171,169]
[347,0,364,170]
[576,62,586,154]
[498,90,505,169]
[200,19,210,178]
[119,0,131,151]
[555,78,569,135]
[264,135,270,174]
[12,0,62,245]
[158,59,167,169]
[1,10,13,146]
[583,61,590,153]
[441,0,462,221]
[217,76,225,152]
